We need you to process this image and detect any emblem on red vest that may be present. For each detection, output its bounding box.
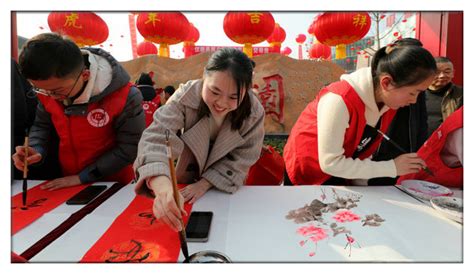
[87,108,110,128]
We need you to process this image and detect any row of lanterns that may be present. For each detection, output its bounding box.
[46,11,372,60]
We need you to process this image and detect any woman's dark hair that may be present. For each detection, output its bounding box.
[19,33,84,80]
[135,72,154,86]
[371,38,436,89]
[198,48,254,130]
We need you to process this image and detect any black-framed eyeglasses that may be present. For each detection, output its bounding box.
[31,66,84,98]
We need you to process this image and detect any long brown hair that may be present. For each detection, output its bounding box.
[197,48,254,130]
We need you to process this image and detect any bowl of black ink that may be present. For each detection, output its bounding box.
[183,250,231,263]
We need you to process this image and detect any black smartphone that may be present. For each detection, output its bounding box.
[66,185,107,205]
[185,211,213,242]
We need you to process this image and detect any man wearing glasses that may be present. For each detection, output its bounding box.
[12,33,145,190]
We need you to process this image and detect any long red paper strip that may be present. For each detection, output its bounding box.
[11,181,88,235]
[81,194,192,263]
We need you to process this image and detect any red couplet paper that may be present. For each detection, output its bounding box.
[80,194,192,263]
[11,182,88,235]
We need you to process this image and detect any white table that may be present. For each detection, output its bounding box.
[17,184,462,262]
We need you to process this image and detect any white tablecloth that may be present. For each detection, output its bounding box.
[13,183,462,262]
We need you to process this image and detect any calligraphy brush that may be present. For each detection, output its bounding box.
[165,129,190,262]
[375,129,435,176]
[22,128,30,209]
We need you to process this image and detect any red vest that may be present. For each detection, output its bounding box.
[38,83,134,184]
[283,81,396,185]
[142,95,161,127]
[398,106,463,188]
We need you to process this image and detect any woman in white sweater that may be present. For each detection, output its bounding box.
[284,38,437,186]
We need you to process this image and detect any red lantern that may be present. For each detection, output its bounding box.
[313,12,371,59]
[309,41,331,60]
[136,12,190,57]
[47,12,109,47]
[281,46,292,56]
[183,23,200,58]
[137,41,157,56]
[223,12,275,57]
[346,58,351,64]
[308,21,316,35]
[295,34,306,44]
[295,34,307,59]
[266,23,286,53]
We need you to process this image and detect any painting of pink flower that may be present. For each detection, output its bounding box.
[296,225,328,242]
[332,210,361,223]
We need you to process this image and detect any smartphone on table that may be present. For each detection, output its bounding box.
[66,185,107,205]
[185,211,213,242]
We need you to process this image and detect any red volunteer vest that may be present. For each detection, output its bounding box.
[398,106,463,188]
[283,81,396,185]
[142,95,161,127]
[38,83,134,184]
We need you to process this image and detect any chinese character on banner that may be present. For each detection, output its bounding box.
[64,13,83,29]
[352,13,368,29]
[195,46,200,53]
[256,74,285,123]
[247,12,263,24]
[253,47,259,54]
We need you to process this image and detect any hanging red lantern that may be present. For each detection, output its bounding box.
[307,14,321,36]
[295,34,307,59]
[47,12,109,47]
[308,41,331,60]
[393,32,399,37]
[346,58,351,64]
[223,12,275,57]
[183,23,200,58]
[281,46,292,56]
[307,21,316,35]
[266,23,286,54]
[313,12,371,59]
[295,34,306,44]
[137,41,157,56]
[136,12,190,57]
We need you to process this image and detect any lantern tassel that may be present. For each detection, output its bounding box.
[335,44,347,59]
[243,43,253,58]
[159,44,169,57]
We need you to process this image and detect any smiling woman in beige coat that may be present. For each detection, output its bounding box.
[134,48,265,231]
